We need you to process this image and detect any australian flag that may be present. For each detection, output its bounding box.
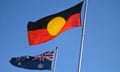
[9,51,54,70]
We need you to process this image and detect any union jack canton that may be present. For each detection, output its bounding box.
[33,51,54,61]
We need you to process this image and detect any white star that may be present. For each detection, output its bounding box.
[37,63,44,69]
[26,56,30,59]
[18,62,21,66]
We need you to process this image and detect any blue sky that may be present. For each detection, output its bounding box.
[0,0,120,72]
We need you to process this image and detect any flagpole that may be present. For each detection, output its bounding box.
[78,0,88,72]
[51,47,58,72]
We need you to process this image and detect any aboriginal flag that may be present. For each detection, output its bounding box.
[28,1,83,45]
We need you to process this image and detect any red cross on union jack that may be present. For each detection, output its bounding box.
[33,51,54,61]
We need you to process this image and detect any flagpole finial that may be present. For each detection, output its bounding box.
[56,46,59,49]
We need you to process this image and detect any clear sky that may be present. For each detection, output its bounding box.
[0,0,120,72]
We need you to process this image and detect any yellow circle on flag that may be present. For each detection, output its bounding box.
[47,16,66,36]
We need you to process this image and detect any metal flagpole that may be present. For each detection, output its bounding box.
[51,47,58,72]
[78,0,88,72]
